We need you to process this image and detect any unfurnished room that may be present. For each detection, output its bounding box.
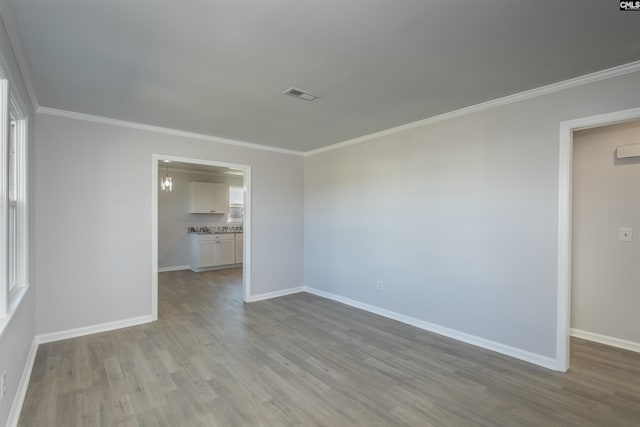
[0,1,640,426]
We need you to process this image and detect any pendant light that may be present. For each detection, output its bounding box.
[161,160,173,192]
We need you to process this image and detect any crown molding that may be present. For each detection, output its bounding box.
[36,106,304,156]
[30,58,640,157]
[0,2,39,109]
[305,60,640,157]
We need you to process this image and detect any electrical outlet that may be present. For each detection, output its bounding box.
[376,280,383,290]
[0,371,6,400]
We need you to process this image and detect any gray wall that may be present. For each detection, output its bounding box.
[572,121,640,343]
[35,115,304,335]
[158,169,242,269]
[304,71,640,359]
[0,7,36,427]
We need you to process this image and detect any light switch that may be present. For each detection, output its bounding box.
[619,227,633,242]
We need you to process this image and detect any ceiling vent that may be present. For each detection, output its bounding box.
[283,87,320,101]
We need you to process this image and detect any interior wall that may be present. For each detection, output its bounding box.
[0,7,36,427]
[35,114,304,335]
[571,121,640,344]
[158,169,242,269]
[304,70,640,360]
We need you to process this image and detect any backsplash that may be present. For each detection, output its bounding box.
[188,225,243,233]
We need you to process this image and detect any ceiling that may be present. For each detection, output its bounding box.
[9,0,640,152]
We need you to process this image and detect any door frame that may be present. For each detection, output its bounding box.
[151,154,252,320]
[556,106,640,372]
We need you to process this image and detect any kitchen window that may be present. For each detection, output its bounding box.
[227,185,244,223]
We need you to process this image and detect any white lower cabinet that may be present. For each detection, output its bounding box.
[235,233,243,264]
[198,240,217,268]
[217,239,235,266]
[190,233,237,271]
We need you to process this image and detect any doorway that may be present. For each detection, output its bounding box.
[151,154,252,320]
[571,121,640,353]
[556,106,640,371]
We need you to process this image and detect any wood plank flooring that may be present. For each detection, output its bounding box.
[18,268,640,426]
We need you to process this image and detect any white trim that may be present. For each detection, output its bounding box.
[152,154,252,309]
[556,106,640,372]
[556,121,573,373]
[571,329,640,354]
[158,265,190,273]
[0,77,7,318]
[37,107,304,156]
[151,157,159,321]
[0,285,28,339]
[246,286,304,302]
[305,60,640,157]
[189,264,242,273]
[304,287,559,371]
[242,167,252,303]
[8,92,29,307]
[6,338,37,427]
[0,43,31,325]
[35,315,153,344]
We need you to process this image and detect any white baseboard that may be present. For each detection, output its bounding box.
[36,315,154,344]
[6,338,38,427]
[304,287,559,371]
[246,286,304,302]
[158,265,190,272]
[189,263,242,273]
[571,328,640,353]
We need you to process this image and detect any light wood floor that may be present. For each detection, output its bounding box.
[19,269,640,426]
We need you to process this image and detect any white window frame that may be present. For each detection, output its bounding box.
[8,113,17,294]
[0,77,7,318]
[0,72,29,321]
[227,185,244,223]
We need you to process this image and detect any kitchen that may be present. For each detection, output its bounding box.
[157,160,245,273]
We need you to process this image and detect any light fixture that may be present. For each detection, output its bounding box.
[161,160,173,192]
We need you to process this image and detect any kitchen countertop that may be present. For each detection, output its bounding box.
[190,231,239,235]
[188,226,243,235]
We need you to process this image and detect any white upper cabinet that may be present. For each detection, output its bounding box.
[189,182,213,213]
[188,182,229,214]
[211,183,229,214]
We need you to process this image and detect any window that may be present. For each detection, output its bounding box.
[8,117,17,292]
[0,82,28,320]
[228,186,244,223]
